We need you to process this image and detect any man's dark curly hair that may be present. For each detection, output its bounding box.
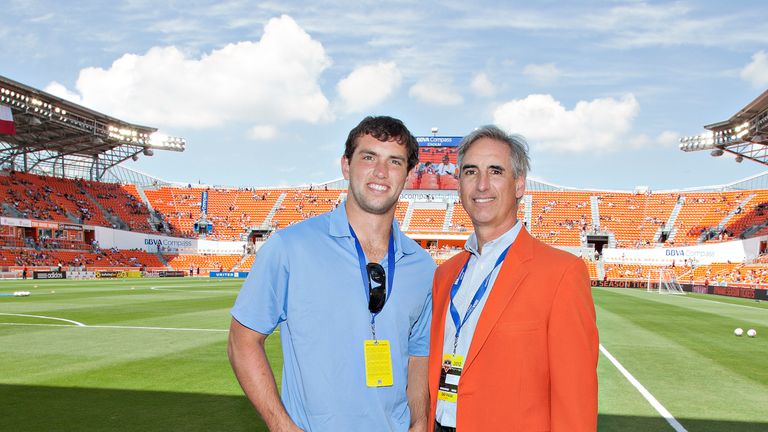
[343,116,419,171]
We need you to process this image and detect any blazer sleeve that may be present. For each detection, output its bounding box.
[548,258,599,431]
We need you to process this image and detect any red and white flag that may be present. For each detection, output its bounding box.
[0,105,16,135]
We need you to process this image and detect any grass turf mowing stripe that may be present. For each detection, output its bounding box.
[594,287,768,427]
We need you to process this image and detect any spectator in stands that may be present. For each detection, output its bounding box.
[228,116,433,432]
[435,154,457,177]
[427,126,598,431]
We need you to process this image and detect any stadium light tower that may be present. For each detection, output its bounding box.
[0,74,187,182]
[680,89,768,166]
[431,127,438,137]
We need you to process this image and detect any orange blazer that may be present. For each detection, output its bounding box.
[428,228,598,431]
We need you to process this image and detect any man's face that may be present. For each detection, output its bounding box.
[458,137,525,233]
[342,134,410,215]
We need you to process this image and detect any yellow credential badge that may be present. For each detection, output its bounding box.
[363,339,394,387]
[437,353,463,402]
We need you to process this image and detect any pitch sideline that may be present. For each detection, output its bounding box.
[600,343,687,432]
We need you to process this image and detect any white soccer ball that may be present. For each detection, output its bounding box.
[747,329,757,338]
[734,328,744,336]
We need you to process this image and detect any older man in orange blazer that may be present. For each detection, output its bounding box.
[428,126,598,431]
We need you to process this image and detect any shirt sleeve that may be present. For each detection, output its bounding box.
[408,261,436,356]
[231,232,290,334]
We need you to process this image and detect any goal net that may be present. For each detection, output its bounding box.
[647,268,686,295]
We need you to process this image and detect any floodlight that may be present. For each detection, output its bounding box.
[143,148,154,156]
[148,132,186,152]
[735,155,743,163]
[710,149,724,157]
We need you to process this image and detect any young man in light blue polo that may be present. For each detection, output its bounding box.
[228,116,434,432]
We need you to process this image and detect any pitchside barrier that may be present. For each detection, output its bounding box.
[209,271,249,278]
[96,270,127,279]
[68,271,96,280]
[33,271,66,280]
[158,270,186,278]
[592,279,768,301]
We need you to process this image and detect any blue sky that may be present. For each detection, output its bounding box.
[2,0,768,190]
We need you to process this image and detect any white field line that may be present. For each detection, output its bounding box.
[149,286,238,294]
[0,312,86,326]
[600,344,688,432]
[0,321,280,334]
[0,321,227,332]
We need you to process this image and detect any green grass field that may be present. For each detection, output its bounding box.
[0,278,766,431]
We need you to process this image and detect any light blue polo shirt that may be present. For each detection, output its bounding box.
[231,204,435,432]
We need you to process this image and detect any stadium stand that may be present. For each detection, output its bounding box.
[163,254,242,272]
[529,191,592,246]
[7,170,768,278]
[408,208,446,232]
[598,192,677,247]
[271,189,343,229]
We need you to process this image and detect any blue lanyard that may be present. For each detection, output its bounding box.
[449,245,510,353]
[349,224,395,324]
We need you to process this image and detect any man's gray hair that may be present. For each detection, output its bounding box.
[457,125,531,179]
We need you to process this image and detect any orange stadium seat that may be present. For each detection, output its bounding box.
[7,169,768,278]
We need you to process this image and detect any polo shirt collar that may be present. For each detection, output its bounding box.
[328,201,417,258]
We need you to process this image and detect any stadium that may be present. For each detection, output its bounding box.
[1,72,767,432]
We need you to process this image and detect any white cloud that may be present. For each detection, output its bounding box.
[656,130,680,147]
[247,125,277,140]
[470,72,496,97]
[741,51,768,88]
[45,81,83,104]
[493,93,640,152]
[408,76,463,106]
[336,61,402,113]
[522,63,561,85]
[44,15,332,129]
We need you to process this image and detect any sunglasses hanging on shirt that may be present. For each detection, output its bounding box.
[366,262,386,314]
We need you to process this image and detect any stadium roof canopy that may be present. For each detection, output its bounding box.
[0,75,185,182]
[680,89,768,165]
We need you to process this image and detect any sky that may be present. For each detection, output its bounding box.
[2,0,768,191]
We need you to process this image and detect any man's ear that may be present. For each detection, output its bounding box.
[515,176,526,200]
[341,155,350,180]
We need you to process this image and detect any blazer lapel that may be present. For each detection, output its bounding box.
[434,252,470,344]
[463,229,534,372]
[430,252,470,390]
